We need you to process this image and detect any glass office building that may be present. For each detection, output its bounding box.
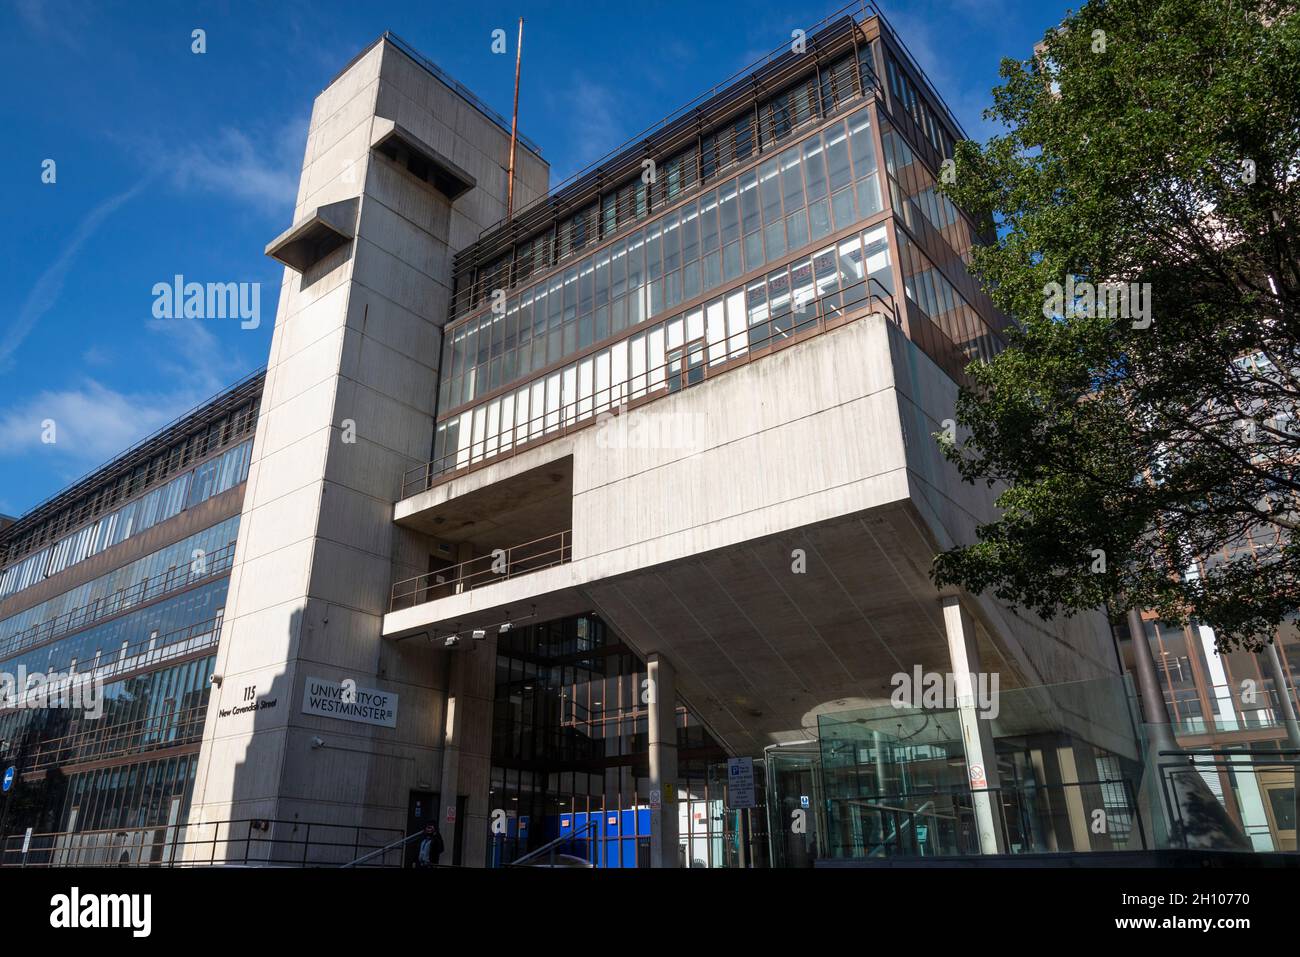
[429,12,1010,480]
[0,373,262,863]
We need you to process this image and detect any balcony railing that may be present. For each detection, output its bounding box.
[0,540,237,663]
[0,614,222,722]
[1165,682,1300,737]
[3,702,209,775]
[402,276,897,498]
[390,530,572,612]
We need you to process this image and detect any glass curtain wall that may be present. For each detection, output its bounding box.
[487,613,741,867]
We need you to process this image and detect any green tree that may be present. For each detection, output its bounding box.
[933,0,1299,653]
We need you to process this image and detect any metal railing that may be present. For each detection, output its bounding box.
[1,613,222,719]
[391,530,571,612]
[0,368,262,570]
[0,818,404,868]
[1165,683,1300,736]
[2,702,209,775]
[403,276,897,498]
[0,540,237,662]
[507,818,600,867]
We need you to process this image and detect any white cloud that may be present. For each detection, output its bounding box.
[0,321,251,480]
[0,381,194,464]
[166,116,308,213]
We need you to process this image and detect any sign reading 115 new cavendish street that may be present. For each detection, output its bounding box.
[302,677,399,728]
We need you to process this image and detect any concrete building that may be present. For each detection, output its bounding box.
[3,6,1167,867]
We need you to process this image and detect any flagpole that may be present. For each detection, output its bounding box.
[506,17,524,222]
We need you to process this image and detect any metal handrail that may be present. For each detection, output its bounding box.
[0,817,403,868]
[391,530,571,611]
[508,818,600,867]
[0,540,237,661]
[341,829,423,869]
[403,276,898,498]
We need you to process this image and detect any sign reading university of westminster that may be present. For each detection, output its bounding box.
[302,677,399,728]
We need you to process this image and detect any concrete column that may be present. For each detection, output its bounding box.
[437,666,462,861]
[646,653,679,868]
[437,634,498,866]
[1261,640,1300,835]
[940,595,1005,854]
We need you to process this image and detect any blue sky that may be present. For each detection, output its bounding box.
[0,0,1072,517]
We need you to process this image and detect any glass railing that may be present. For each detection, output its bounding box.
[774,674,1299,860]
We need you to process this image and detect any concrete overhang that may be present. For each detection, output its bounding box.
[370,117,476,200]
[265,198,357,272]
[382,314,1126,758]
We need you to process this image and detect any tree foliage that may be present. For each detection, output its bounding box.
[932,0,1299,651]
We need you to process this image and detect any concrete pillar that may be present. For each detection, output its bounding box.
[646,653,679,868]
[437,668,462,861]
[1261,640,1300,836]
[940,595,1005,854]
[437,634,497,866]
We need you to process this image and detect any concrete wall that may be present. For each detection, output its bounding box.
[187,37,548,855]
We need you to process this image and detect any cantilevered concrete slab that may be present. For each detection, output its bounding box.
[384,313,1122,758]
[265,198,357,272]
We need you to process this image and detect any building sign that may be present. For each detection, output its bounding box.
[726,756,756,809]
[217,683,278,720]
[302,677,398,728]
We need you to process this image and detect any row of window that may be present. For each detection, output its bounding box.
[0,397,257,568]
[896,230,1002,367]
[0,439,251,601]
[0,657,212,774]
[432,225,894,474]
[439,110,885,415]
[58,751,200,834]
[881,121,976,265]
[0,578,227,682]
[885,53,953,159]
[454,45,879,317]
[0,515,241,651]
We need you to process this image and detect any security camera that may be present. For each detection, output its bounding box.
[210,674,222,686]
[310,737,325,750]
